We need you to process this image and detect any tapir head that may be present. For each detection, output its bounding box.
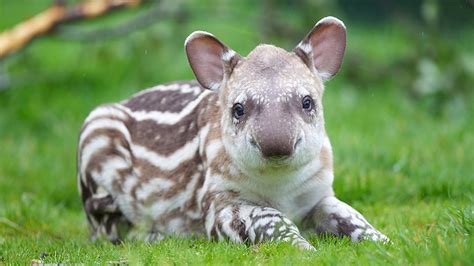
[185,17,346,172]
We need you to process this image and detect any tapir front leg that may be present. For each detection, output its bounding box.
[306,196,389,242]
[204,198,315,250]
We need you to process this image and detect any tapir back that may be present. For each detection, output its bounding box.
[77,80,219,241]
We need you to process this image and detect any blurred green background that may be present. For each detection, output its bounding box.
[0,0,473,264]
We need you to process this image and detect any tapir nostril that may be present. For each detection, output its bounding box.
[294,136,302,150]
[249,135,259,149]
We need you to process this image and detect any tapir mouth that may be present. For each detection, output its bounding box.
[265,155,291,166]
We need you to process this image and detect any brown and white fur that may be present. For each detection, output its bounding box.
[77,17,388,250]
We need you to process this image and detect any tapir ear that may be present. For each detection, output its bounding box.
[293,16,346,81]
[185,31,241,90]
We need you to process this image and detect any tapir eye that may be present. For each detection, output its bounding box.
[233,103,245,119]
[302,96,314,111]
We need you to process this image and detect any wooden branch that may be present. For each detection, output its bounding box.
[0,0,142,59]
[56,1,176,42]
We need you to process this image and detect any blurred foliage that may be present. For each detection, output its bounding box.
[410,0,474,116]
[271,0,474,117]
[0,0,473,116]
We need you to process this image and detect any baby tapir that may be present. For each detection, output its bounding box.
[77,16,388,250]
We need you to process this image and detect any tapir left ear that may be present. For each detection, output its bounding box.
[293,16,346,81]
[185,31,241,90]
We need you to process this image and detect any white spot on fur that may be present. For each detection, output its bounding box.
[79,118,131,148]
[222,49,236,62]
[184,31,216,47]
[135,178,175,202]
[350,228,363,242]
[85,104,127,123]
[297,41,312,54]
[122,173,138,194]
[146,173,201,222]
[208,82,221,91]
[91,156,130,191]
[205,201,216,238]
[167,218,185,233]
[315,16,346,29]
[132,137,199,171]
[80,136,110,174]
[219,207,244,243]
[234,93,248,105]
[122,90,212,125]
[123,83,202,102]
[206,139,223,162]
[317,71,332,81]
[198,124,211,156]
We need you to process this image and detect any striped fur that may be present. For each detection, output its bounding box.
[77,17,388,250]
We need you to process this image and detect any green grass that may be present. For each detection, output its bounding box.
[1,1,473,264]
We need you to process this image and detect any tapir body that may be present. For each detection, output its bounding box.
[77,16,388,250]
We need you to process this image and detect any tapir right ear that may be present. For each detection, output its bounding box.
[185,31,241,90]
[293,17,346,81]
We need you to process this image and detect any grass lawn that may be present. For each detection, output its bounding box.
[0,2,473,264]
